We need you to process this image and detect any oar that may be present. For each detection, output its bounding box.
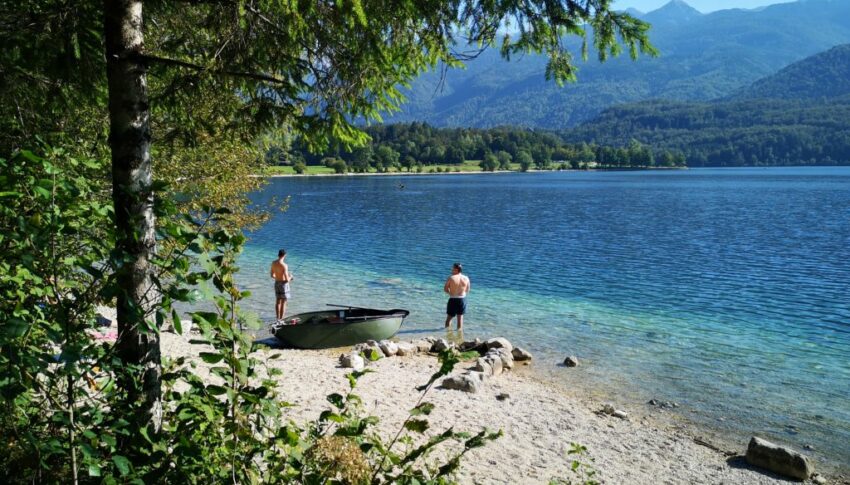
[326,303,373,311]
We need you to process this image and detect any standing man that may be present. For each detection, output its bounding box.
[444,262,471,330]
[270,249,294,322]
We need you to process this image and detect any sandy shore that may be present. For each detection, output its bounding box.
[158,330,815,484]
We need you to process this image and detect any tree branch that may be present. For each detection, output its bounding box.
[137,53,288,85]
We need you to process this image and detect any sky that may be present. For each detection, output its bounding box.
[615,0,795,13]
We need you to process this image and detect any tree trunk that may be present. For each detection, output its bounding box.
[104,0,161,430]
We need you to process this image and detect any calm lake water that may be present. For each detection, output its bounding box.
[239,168,850,467]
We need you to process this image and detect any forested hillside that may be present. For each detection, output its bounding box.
[385,0,850,128]
[564,43,850,166]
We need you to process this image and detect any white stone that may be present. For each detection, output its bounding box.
[485,337,513,353]
[379,340,399,356]
[339,353,365,371]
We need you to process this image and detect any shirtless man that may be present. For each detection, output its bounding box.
[443,262,471,330]
[270,249,294,322]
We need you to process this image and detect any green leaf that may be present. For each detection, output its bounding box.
[327,393,345,409]
[199,352,224,364]
[88,464,101,477]
[410,402,434,416]
[112,455,131,476]
[404,419,429,433]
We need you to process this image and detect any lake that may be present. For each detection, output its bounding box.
[238,167,850,468]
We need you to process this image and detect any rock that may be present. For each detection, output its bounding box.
[612,410,629,420]
[496,393,510,401]
[487,348,514,370]
[472,358,492,376]
[745,436,814,480]
[811,473,827,484]
[431,338,453,352]
[485,337,513,353]
[339,353,365,371]
[422,336,437,344]
[441,373,482,393]
[395,342,415,356]
[564,356,579,367]
[459,338,483,352]
[648,399,659,406]
[601,404,616,415]
[484,354,503,376]
[413,340,433,352]
[511,347,533,361]
[379,340,399,357]
[96,313,113,327]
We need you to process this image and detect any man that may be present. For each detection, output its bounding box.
[444,262,470,330]
[270,249,294,322]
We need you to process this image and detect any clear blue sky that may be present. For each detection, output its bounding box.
[616,0,794,13]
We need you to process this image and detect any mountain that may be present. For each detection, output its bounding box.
[562,45,850,166]
[642,0,703,26]
[386,0,850,129]
[730,43,850,100]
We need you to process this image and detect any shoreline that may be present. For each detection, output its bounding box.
[156,324,840,484]
[256,166,688,178]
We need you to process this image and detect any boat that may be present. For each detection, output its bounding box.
[271,305,409,349]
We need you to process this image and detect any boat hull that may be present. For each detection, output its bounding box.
[272,308,408,349]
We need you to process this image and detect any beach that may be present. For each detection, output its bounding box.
[159,327,821,484]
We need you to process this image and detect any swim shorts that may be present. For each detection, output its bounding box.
[446,297,466,316]
[274,281,291,300]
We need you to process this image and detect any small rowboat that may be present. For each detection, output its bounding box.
[271,305,409,349]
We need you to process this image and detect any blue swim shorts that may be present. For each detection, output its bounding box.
[274,281,291,300]
[446,297,466,316]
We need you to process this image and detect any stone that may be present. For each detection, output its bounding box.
[413,340,433,352]
[487,348,514,370]
[485,337,513,353]
[601,404,616,415]
[484,354,503,376]
[95,313,113,327]
[648,399,659,406]
[472,358,492,376]
[745,436,814,480]
[511,347,533,361]
[612,410,629,420]
[564,356,579,367]
[379,340,399,357]
[339,353,365,371]
[811,473,826,484]
[395,342,415,356]
[459,338,483,352]
[441,373,482,393]
[431,338,453,353]
[496,393,510,401]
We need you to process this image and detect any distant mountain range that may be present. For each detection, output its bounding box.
[385,0,850,129]
[563,43,850,166]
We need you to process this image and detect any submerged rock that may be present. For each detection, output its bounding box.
[745,436,814,480]
[564,356,579,367]
[511,347,533,361]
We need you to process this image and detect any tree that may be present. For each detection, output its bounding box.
[496,150,513,170]
[2,0,655,452]
[293,160,307,174]
[517,151,534,172]
[480,152,499,171]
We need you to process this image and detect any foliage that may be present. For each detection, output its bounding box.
[282,122,685,170]
[549,443,598,485]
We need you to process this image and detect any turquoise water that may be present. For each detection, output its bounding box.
[238,168,850,467]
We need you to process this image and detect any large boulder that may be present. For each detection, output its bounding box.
[471,358,492,376]
[379,340,399,357]
[339,353,365,371]
[511,347,533,361]
[484,354,503,376]
[441,373,482,393]
[745,437,814,480]
[485,337,513,353]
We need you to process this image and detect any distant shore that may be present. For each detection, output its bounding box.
[258,166,687,178]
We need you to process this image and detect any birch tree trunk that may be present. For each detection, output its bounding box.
[104,0,162,430]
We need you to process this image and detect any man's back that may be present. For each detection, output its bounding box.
[446,274,470,297]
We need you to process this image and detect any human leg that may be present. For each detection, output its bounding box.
[457,314,463,330]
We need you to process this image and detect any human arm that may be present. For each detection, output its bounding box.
[444,277,451,294]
